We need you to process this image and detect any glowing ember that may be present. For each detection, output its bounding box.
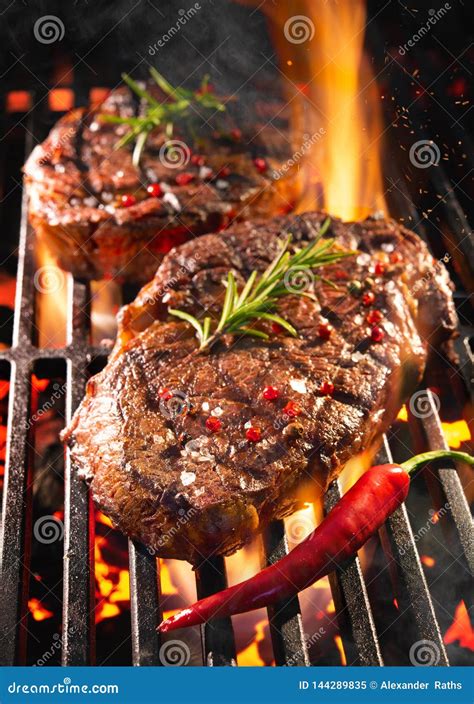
[397,405,409,422]
[94,535,130,623]
[96,511,114,528]
[28,598,53,622]
[237,619,271,667]
[48,88,74,112]
[396,404,471,449]
[420,555,435,568]
[334,635,347,666]
[444,601,474,651]
[440,420,471,450]
[7,91,32,113]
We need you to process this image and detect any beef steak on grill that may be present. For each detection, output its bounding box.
[62,212,457,563]
[24,85,292,282]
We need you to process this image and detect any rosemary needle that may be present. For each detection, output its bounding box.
[168,218,354,351]
[100,69,226,167]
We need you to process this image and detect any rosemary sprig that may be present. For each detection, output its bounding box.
[168,218,355,352]
[100,69,226,167]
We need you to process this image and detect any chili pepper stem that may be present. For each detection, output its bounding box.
[401,450,474,476]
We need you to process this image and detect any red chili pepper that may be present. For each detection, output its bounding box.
[158,450,473,632]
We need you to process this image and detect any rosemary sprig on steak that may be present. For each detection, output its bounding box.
[101,69,226,167]
[169,218,353,351]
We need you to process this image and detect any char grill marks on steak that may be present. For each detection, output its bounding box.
[24,85,292,282]
[62,212,457,564]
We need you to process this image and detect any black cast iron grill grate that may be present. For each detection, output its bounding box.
[0,80,473,667]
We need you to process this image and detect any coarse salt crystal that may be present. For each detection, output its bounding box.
[290,378,307,394]
[180,471,196,486]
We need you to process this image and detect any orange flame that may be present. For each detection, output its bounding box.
[334,635,347,666]
[257,0,386,219]
[444,601,474,651]
[35,241,68,349]
[28,598,53,622]
[396,404,471,449]
[94,535,130,623]
[237,619,270,667]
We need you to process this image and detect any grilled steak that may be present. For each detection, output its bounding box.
[62,212,457,563]
[24,86,291,282]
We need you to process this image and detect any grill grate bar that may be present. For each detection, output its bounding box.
[263,520,308,666]
[323,481,383,666]
[128,541,162,666]
[409,391,474,616]
[195,556,237,666]
[376,436,449,665]
[62,278,95,665]
[0,142,37,664]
